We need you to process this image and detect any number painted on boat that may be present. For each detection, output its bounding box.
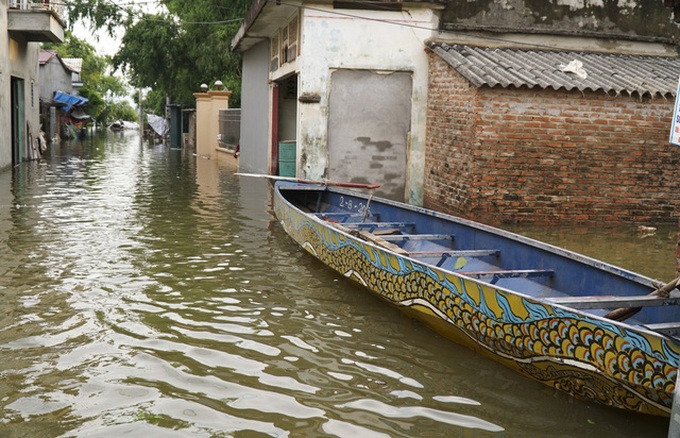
[339,196,368,215]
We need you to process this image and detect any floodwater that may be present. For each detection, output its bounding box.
[0,131,673,437]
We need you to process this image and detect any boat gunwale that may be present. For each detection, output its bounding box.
[274,182,680,415]
[275,182,658,284]
[273,182,674,340]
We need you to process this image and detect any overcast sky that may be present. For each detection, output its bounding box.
[71,1,163,57]
[72,22,119,56]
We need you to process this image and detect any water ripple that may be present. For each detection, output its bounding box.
[0,135,669,437]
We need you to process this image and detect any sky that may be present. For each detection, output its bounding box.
[71,0,163,57]
[72,22,120,57]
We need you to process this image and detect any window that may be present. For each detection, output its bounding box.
[271,13,299,70]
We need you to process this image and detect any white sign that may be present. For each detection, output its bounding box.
[670,76,680,146]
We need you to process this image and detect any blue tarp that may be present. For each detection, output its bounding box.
[53,91,88,112]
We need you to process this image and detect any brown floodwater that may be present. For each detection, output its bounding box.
[0,131,673,437]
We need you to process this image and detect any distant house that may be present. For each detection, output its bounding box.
[38,50,88,143]
[62,58,83,90]
[232,0,440,202]
[424,0,680,225]
[38,49,73,96]
[1,1,65,169]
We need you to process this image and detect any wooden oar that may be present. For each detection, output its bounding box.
[235,173,381,189]
[605,276,680,321]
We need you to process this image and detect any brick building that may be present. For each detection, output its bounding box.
[424,44,680,226]
[424,1,680,226]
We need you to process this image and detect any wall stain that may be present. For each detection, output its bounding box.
[356,137,393,153]
[440,0,680,41]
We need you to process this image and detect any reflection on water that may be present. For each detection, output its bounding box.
[0,132,670,437]
[504,224,677,282]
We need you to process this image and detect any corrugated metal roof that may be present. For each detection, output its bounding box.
[62,58,82,74]
[429,42,680,98]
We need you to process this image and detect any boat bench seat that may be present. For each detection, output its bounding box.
[547,295,680,309]
[411,250,500,267]
[342,221,416,234]
[380,234,454,242]
[461,269,554,284]
[316,212,381,222]
[642,322,680,337]
[412,249,499,257]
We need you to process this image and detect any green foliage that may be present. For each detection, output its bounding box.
[43,32,133,124]
[112,16,186,100]
[105,100,138,123]
[67,0,250,110]
[65,0,128,38]
[143,89,168,116]
[77,87,106,121]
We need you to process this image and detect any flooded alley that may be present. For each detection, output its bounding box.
[0,132,672,437]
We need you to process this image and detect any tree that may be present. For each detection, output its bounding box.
[160,0,248,104]
[43,32,135,124]
[111,15,188,111]
[107,99,138,122]
[67,0,249,112]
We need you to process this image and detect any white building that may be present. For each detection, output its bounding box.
[232,0,439,203]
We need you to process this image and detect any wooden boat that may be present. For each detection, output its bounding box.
[273,181,680,416]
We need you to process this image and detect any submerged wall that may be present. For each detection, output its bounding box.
[238,40,270,175]
[0,0,10,170]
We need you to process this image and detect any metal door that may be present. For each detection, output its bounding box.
[327,69,412,201]
[11,77,25,166]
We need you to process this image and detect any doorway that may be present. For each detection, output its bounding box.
[11,77,26,166]
[272,74,298,176]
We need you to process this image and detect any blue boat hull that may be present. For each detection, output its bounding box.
[273,182,680,416]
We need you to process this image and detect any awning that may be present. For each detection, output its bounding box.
[53,91,89,112]
[146,113,169,136]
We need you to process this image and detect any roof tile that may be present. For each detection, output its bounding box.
[429,43,680,98]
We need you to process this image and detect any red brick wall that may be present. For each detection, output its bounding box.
[425,54,680,226]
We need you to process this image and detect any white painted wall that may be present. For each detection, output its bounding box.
[0,0,10,170]
[0,0,41,170]
[9,39,40,162]
[289,5,437,205]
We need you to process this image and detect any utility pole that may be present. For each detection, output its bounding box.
[138,88,143,147]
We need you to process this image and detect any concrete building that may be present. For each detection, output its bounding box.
[232,0,440,202]
[1,0,65,170]
[38,50,89,143]
[233,0,680,224]
[62,58,83,91]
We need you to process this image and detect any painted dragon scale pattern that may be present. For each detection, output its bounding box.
[275,193,680,416]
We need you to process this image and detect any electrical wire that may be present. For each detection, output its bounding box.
[274,0,595,52]
[57,0,243,25]
[57,0,645,52]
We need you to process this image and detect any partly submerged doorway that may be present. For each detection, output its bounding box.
[272,74,298,177]
[11,77,26,166]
